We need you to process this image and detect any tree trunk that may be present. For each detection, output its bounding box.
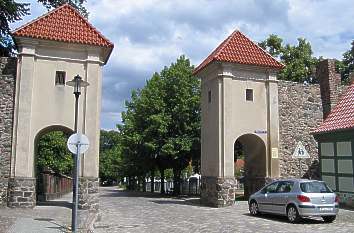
[150,170,155,193]
[160,168,165,194]
[137,176,142,191]
[142,176,146,192]
[173,168,181,195]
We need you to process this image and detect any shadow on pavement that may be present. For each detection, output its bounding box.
[34,218,71,232]
[150,198,203,207]
[36,200,72,209]
[242,213,326,224]
[100,189,171,199]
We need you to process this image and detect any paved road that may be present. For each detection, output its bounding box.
[95,186,354,233]
[0,193,71,233]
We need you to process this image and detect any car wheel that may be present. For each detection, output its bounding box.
[322,215,336,223]
[287,205,301,223]
[249,200,259,216]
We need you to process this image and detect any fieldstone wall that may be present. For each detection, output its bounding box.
[200,176,236,207]
[78,177,100,232]
[0,57,16,207]
[278,81,323,179]
[7,177,36,208]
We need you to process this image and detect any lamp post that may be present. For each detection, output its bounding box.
[66,75,89,232]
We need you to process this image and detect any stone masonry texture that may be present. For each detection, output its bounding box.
[0,57,16,207]
[78,177,100,232]
[201,176,236,207]
[7,177,36,208]
[278,81,323,179]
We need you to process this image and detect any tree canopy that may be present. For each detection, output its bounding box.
[0,0,87,56]
[99,130,123,185]
[36,131,73,175]
[259,34,318,83]
[117,55,201,194]
[259,34,353,84]
[337,40,354,83]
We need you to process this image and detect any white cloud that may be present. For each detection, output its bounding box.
[10,0,354,129]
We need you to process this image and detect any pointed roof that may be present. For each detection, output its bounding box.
[193,30,284,75]
[313,83,354,134]
[13,4,113,48]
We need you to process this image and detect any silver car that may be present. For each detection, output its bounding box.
[248,179,339,223]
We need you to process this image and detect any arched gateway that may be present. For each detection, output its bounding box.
[7,3,113,214]
[194,31,283,207]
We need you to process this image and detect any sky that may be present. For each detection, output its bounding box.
[11,0,354,130]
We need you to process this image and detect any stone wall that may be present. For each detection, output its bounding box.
[7,177,36,208]
[0,57,16,207]
[278,81,323,179]
[78,177,100,232]
[200,176,236,207]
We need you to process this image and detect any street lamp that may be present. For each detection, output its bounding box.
[66,75,89,232]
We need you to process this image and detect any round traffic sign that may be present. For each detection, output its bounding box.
[67,133,90,154]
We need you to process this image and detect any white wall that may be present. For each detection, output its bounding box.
[198,62,280,179]
[12,38,106,178]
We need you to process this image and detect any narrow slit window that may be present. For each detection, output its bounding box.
[246,89,253,101]
[55,71,66,85]
[208,90,212,103]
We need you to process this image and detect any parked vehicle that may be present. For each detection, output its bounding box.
[248,179,339,223]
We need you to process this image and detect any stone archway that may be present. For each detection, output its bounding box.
[34,125,73,203]
[234,134,266,198]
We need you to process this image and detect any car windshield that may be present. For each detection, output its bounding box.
[300,181,332,193]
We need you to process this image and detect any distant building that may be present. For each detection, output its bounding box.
[313,79,354,208]
[194,30,350,207]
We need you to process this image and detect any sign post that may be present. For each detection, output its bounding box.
[67,133,89,232]
[292,141,310,178]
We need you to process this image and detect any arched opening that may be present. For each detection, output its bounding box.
[34,125,74,205]
[234,134,266,199]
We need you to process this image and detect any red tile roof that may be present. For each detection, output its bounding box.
[314,83,354,133]
[13,4,113,48]
[193,30,284,74]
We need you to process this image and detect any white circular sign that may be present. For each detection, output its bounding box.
[67,133,90,154]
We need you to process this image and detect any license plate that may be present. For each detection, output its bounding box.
[320,208,333,211]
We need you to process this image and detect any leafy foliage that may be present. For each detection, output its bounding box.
[0,0,30,56]
[259,35,318,83]
[0,0,87,56]
[118,55,201,193]
[99,130,123,184]
[36,131,73,175]
[37,0,88,18]
[336,40,354,83]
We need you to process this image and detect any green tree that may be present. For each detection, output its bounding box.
[158,56,201,195]
[259,35,318,83]
[119,55,201,195]
[0,0,30,56]
[338,40,354,83]
[99,130,123,185]
[36,131,73,175]
[37,0,88,17]
[1,0,87,56]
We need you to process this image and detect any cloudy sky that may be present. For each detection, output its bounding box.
[12,0,354,130]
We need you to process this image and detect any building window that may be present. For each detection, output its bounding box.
[208,90,211,103]
[55,71,66,85]
[246,89,253,101]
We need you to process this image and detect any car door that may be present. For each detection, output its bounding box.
[258,182,279,213]
[272,181,294,214]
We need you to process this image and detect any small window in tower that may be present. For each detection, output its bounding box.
[55,71,66,85]
[246,89,253,101]
[208,90,212,103]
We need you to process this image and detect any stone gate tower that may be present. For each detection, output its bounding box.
[193,31,284,207]
[8,3,113,211]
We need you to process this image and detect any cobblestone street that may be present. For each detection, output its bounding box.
[95,186,354,233]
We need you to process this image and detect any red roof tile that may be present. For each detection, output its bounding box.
[314,83,354,133]
[193,30,284,74]
[13,4,113,48]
